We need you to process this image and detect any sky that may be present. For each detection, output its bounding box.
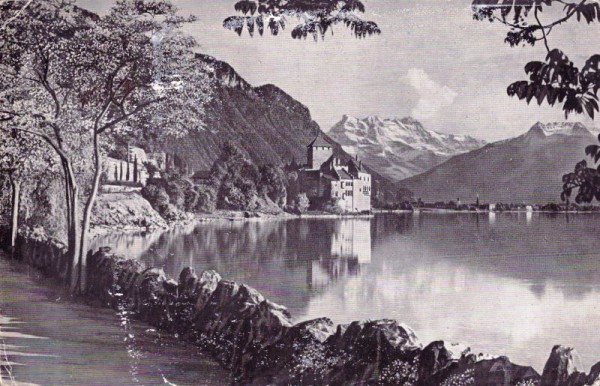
[78,0,599,141]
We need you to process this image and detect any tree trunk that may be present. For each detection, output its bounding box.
[9,175,21,258]
[61,158,80,291]
[76,133,102,294]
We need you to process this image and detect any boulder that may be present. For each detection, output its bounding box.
[324,319,422,385]
[542,346,580,386]
[418,341,455,382]
[239,317,337,384]
[190,280,293,368]
[431,356,540,386]
[85,248,145,306]
[130,267,175,329]
[586,361,600,386]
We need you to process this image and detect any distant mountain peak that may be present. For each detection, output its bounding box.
[327,115,486,181]
[525,121,593,138]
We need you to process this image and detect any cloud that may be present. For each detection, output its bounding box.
[403,68,458,120]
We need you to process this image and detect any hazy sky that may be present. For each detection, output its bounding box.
[79,0,599,141]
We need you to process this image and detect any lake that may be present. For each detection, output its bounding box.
[91,212,600,372]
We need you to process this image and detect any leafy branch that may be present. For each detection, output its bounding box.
[472,0,600,119]
[223,0,381,41]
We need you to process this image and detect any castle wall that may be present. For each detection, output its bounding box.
[308,146,333,169]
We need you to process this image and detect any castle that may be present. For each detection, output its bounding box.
[299,134,371,212]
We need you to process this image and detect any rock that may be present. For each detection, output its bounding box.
[431,356,540,386]
[418,341,455,382]
[130,267,174,328]
[542,346,580,386]
[192,270,222,317]
[324,319,422,385]
[191,280,293,369]
[85,248,145,307]
[586,361,600,386]
[239,318,337,384]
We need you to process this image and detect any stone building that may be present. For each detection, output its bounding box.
[299,134,371,212]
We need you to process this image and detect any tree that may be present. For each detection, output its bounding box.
[133,155,139,183]
[397,188,414,203]
[472,0,600,119]
[210,142,262,210]
[259,164,287,207]
[0,0,213,292]
[223,0,381,41]
[0,130,52,254]
[293,192,310,213]
[143,161,159,179]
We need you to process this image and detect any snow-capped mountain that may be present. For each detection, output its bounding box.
[327,115,486,181]
[524,121,596,139]
[398,121,598,204]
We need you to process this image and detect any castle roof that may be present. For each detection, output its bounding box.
[337,169,354,180]
[308,134,332,148]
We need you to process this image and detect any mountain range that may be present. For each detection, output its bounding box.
[397,122,598,204]
[327,115,486,181]
[160,54,397,198]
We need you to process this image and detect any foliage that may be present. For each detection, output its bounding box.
[0,0,214,288]
[291,192,310,213]
[397,188,415,204]
[211,142,257,210]
[143,161,159,179]
[195,184,217,213]
[260,164,287,207]
[141,184,170,214]
[508,50,600,119]
[472,0,600,119]
[561,134,600,203]
[223,0,380,41]
[324,197,344,214]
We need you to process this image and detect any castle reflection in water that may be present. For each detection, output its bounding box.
[90,217,375,296]
[309,220,372,290]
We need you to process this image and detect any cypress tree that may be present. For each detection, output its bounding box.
[120,161,123,180]
[126,158,130,181]
[114,164,118,181]
[133,155,138,183]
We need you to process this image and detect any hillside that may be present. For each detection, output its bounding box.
[159,54,395,198]
[328,115,485,181]
[397,122,597,204]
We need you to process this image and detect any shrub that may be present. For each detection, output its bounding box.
[165,180,185,208]
[195,185,216,213]
[141,184,170,213]
[184,187,199,212]
[324,197,344,214]
[294,193,310,213]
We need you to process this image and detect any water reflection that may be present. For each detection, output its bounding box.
[310,220,371,290]
[92,213,600,372]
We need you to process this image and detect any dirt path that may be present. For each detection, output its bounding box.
[0,254,230,386]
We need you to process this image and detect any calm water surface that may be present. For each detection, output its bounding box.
[92,213,600,372]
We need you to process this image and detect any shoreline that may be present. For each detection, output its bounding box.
[89,208,600,238]
[5,235,599,385]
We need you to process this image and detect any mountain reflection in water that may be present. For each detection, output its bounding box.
[91,213,600,372]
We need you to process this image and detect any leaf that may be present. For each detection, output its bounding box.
[234,0,257,15]
[585,144,599,156]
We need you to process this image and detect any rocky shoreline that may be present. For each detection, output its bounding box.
[8,234,600,385]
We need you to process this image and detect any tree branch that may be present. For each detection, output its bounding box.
[96,97,164,134]
[535,6,550,52]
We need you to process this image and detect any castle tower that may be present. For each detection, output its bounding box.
[307,134,333,170]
